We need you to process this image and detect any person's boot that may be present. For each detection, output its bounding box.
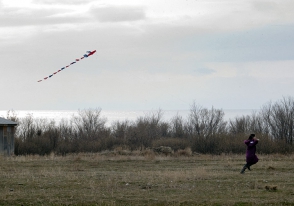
[240,164,247,174]
[247,164,251,171]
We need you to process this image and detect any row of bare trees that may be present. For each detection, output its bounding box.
[10,97,294,155]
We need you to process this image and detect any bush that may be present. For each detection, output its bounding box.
[175,147,193,156]
[12,98,294,155]
[152,138,191,151]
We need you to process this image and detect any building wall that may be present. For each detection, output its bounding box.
[0,126,15,155]
[0,127,3,153]
[8,127,14,155]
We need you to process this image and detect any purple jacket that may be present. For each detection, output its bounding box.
[244,139,259,164]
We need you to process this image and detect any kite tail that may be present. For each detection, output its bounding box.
[37,50,96,82]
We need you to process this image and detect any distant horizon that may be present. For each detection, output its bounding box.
[0,108,260,111]
[0,109,259,126]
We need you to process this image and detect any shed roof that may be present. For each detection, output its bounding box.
[0,117,18,126]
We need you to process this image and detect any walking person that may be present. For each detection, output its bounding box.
[240,134,259,174]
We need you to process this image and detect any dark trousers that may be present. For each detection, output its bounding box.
[240,162,255,173]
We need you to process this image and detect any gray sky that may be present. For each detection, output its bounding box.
[1,0,294,111]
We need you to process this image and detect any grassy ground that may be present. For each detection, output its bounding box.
[0,152,294,206]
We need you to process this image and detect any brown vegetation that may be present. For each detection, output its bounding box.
[7,96,294,155]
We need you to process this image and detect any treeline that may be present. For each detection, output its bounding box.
[8,97,294,155]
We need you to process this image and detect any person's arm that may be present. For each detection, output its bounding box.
[254,137,260,144]
[244,140,250,145]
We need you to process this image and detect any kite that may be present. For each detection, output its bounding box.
[37,50,96,82]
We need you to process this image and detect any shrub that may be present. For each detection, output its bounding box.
[175,147,193,156]
[152,138,191,151]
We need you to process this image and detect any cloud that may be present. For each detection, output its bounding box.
[194,68,215,75]
[32,0,93,5]
[0,6,89,27]
[0,3,147,31]
[91,6,146,23]
[177,23,294,62]
[253,1,278,12]
[2,0,294,111]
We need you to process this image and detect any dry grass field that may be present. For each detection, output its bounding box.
[0,151,294,206]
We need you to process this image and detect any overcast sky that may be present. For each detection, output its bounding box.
[1,0,294,111]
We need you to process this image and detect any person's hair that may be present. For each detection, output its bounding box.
[248,134,255,140]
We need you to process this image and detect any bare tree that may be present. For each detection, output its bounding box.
[111,120,131,142]
[229,115,251,134]
[126,109,164,150]
[249,112,270,135]
[187,103,227,138]
[261,97,294,144]
[16,113,35,142]
[6,109,19,122]
[170,114,186,138]
[72,108,108,141]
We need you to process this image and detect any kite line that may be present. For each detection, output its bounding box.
[37,50,96,82]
